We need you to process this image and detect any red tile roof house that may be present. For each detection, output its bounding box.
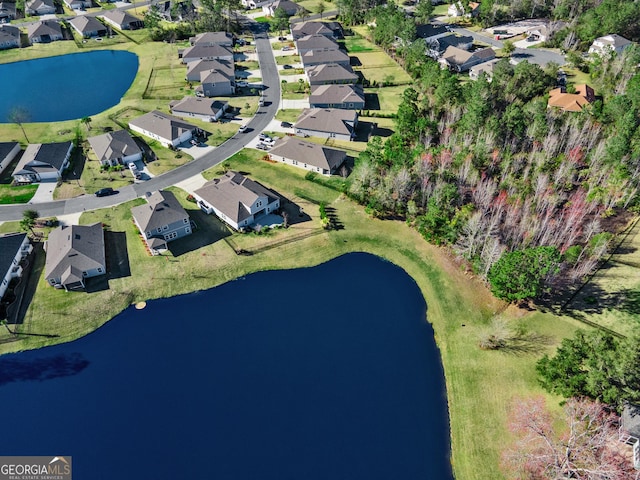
[131,190,192,255]
[128,110,199,148]
[547,84,595,112]
[193,171,281,230]
[0,233,32,302]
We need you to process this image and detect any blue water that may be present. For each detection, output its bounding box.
[0,253,452,480]
[0,50,138,123]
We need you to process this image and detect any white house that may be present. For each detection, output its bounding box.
[0,142,20,176]
[193,171,281,230]
[88,130,143,166]
[589,34,633,56]
[0,233,32,302]
[12,142,73,184]
[128,110,198,148]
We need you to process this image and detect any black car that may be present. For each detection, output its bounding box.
[280,121,292,128]
[278,36,287,41]
[282,64,293,69]
[95,187,116,197]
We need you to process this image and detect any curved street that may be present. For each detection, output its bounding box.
[0,21,280,222]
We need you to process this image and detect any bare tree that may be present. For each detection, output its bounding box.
[8,107,30,143]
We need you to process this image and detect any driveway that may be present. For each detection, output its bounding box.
[281,98,309,109]
[29,180,57,204]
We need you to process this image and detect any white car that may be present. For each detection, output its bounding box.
[236,81,248,88]
[238,125,248,133]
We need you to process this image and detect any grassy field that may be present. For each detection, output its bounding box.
[0,150,586,480]
[0,184,38,204]
[364,85,407,114]
[343,32,412,85]
[275,54,300,65]
[275,109,303,123]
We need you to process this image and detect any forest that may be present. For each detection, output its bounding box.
[347,2,640,302]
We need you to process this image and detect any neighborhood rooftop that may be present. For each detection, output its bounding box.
[131,190,188,233]
[129,111,197,141]
[44,223,105,284]
[88,130,141,164]
[169,97,228,116]
[295,108,357,136]
[0,233,28,281]
[269,136,347,171]
[13,142,72,177]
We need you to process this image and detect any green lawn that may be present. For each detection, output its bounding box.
[275,54,300,65]
[364,85,408,114]
[433,3,450,15]
[275,109,303,123]
[0,184,38,204]
[342,36,377,53]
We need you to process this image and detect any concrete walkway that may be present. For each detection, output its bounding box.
[281,98,309,109]
[172,173,209,193]
[29,180,57,204]
[57,212,83,226]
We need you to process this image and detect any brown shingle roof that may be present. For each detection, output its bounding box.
[548,84,595,112]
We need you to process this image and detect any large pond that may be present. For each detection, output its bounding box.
[0,253,452,480]
[0,50,138,123]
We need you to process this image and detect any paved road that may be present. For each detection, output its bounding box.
[434,19,566,66]
[0,21,280,222]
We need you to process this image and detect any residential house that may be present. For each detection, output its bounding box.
[427,34,473,58]
[241,0,270,8]
[44,223,106,291]
[262,0,301,17]
[129,110,198,148]
[189,31,233,47]
[416,23,449,43]
[63,0,91,10]
[0,25,20,50]
[131,190,192,255]
[589,34,633,56]
[295,34,339,54]
[0,2,17,22]
[469,58,500,81]
[25,0,56,15]
[619,404,640,471]
[0,142,20,175]
[309,84,365,109]
[68,16,108,38]
[196,67,235,97]
[100,10,144,30]
[170,97,228,122]
[300,49,351,68]
[12,142,73,183]
[306,63,358,85]
[448,1,479,17]
[0,233,32,302]
[547,84,595,112]
[294,108,358,141]
[269,136,347,175]
[185,58,234,82]
[486,20,551,41]
[27,20,63,44]
[88,130,143,167]
[193,171,281,230]
[438,46,495,72]
[179,44,234,63]
[291,21,341,40]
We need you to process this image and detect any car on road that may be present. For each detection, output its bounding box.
[236,81,248,88]
[238,125,248,133]
[280,121,292,128]
[282,64,293,69]
[95,187,117,197]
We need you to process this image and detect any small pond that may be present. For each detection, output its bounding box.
[0,50,138,123]
[0,253,453,480]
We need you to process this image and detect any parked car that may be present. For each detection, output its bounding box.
[282,46,293,51]
[256,143,268,150]
[258,133,272,142]
[280,121,292,128]
[282,64,293,69]
[236,38,246,46]
[278,36,287,41]
[258,97,266,107]
[95,187,116,197]
[238,125,248,133]
[236,81,249,88]
[129,162,142,180]
[263,137,276,146]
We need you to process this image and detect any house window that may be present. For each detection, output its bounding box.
[186,227,191,234]
[97,268,103,273]
[330,133,336,138]
[184,218,189,224]
[164,231,178,241]
[146,231,151,237]
[157,227,162,233]
[82,271,88,277]
[162,225,169,231]
[293,160,298,165]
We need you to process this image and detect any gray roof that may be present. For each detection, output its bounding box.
[296,34,339,51]
[0,233,27,280]
[190,31,233,46]
[0,24,20,41]
[27,20,62,39]
[194,171,279,223]
[26,0,54,11]
[416,23,448,39]
[442,45,494,66]
[131,190,189,233]
[181,44,233,60]
[44,223,105,281]
[269,136,346,171]
[266,0,299,15]
[100,10,142,27]
[0,2,17,17]
[435,34,473,51]
[301,49,350,66]
[88,130,141,163]
[187,59,235,79]
[0,141,19,160]
[310,84,364,106]
[129,110,197,142]
[305,62,358,83]
[170,97,228,116]
[622,404,640,438]
[69,16,107,34]
[295,108,357,136]
[470,58,500,77]
[291,21,334,39]
[13,142,72,177]
[595,34,632,49]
